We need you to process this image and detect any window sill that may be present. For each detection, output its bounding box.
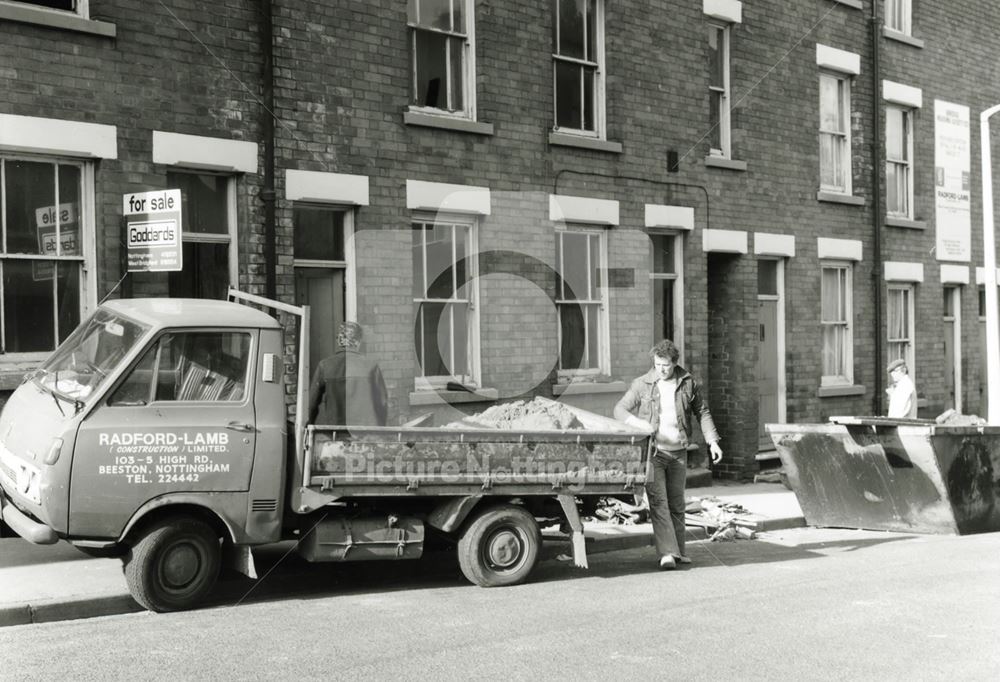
[0,363,39,391]
[828,0,862,10]
[408,387,499,406]
[817,384,866,398]
[883,28,924,49]
[886,216,927,230]
[552,380,627,397]
[704,156,747,171]
[548,132,623,154]
[0,3,116,37]
[817,191,865,206]
[404,111,494,136]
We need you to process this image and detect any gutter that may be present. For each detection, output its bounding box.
[261,0,277,299]
[870,2,885,414]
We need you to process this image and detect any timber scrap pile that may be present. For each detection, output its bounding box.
[591,496,758,541]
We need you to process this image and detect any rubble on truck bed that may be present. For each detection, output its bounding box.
[445,397,586,431]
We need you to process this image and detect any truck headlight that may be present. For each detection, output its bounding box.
[44,437,64,465]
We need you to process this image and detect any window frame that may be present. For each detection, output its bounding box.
[411,212,481,390]
[0,153,96,361]
[820,261,854,387]
[291,203,357,321]
[648,230,685,361]
[708,21,732,159]
[887,283,916,380]
[166,169,238,299]
[884,0,911,36]
[819,71,853,195]
[407,0,477,120]
[5,0,88,18]
[885,104,914,219]
[555,223,610,380]
[551,0,607,139]
[108,328,255,407]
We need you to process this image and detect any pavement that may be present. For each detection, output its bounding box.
[0,480,803,628]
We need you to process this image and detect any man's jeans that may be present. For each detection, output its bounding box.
[646,449,688,558]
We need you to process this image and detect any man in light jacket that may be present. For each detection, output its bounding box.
[615,339,722,570]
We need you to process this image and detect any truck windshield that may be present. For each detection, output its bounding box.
[34,308,149,405]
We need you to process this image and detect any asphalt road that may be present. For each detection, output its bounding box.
[2,527,998,680]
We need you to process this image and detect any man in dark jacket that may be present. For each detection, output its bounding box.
[308,322,387,426]
[614,339,722,570]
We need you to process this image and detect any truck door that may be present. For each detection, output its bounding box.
[69,329,258,538]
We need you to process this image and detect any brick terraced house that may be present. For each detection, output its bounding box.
[2,0,1000,479]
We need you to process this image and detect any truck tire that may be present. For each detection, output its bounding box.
[123,518,221,612]
[457,504,541,588]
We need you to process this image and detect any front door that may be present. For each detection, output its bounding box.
[943,286,961,412]
[295,268,345,376]
[757,259,782,450]
[70,329,258,538]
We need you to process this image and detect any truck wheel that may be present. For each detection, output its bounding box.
[457,505,541,587]
[123,518,221,612]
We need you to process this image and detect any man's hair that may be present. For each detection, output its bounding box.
[338,321,364,349]
[650,339,680,362]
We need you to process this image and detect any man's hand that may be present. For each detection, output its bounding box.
[709,441,723,464]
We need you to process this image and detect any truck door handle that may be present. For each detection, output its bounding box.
[226,421,256,433]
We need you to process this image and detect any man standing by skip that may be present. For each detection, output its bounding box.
[615,340,723,570]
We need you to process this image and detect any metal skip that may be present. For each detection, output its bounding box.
[766,418,1000,535]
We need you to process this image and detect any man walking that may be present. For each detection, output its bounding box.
[614,340,723,570]
[885,358,917,419]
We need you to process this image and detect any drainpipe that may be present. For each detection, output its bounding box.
[870,2,885,414]
[261,0,277,299]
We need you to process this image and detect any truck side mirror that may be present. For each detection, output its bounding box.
[262,353,280,383]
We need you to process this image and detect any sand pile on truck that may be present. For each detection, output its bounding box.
[447,397,585,430]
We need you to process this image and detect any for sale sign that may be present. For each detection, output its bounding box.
[32,202,80,281]
[123,189,182,272]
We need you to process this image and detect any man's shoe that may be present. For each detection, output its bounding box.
[659,555,677,570]
[674,555,692,565]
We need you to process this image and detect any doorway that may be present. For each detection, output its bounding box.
[757,258,785,450]
[943,286,962,413]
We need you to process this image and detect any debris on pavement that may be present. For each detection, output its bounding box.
[591,497,649,525]
[588,495,758,541]
[685,497,758,542]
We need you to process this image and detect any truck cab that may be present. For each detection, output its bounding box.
[0,297,288,610]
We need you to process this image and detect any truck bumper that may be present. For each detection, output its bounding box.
[1,491,57,544]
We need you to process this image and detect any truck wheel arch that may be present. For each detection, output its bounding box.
[427,495,484,533]
[119,498,238,549]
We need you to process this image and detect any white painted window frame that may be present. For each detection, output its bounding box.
[407,0,476,119]
[411,212,481,390]
[648,230,685,363]
[167,169,239,294]
[820,261,854,387]
[0,153,96,360]
[555,224,610,379]
[552,0,607,139]
[886,104,914,219]
[943,285,962,413]
[819,71,852,195]
[291,204,357,324]
[887,283,916,381]
[708,21,732,159]
[885,0,911,35]
[6,0,89,18]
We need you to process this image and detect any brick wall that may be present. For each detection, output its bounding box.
[5,1,1000,478]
